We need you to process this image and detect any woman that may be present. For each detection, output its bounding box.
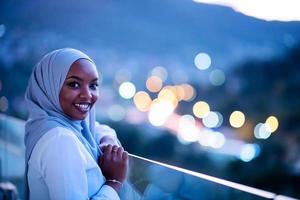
[25,48,128,200]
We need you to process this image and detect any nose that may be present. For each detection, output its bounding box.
[79,86,92,99]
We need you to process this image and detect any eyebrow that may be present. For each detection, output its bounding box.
[66,76,98,82]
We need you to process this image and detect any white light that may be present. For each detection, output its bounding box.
[194,53,211,70]
[148,100,174,126]
[202,111,220,128]
[198,129,213,147]
[178,115,199,143]
[119,82,136,99]
[192,0,300,22]
[210,131,226,149]
[254,123,271,139]
[240,144,257,162]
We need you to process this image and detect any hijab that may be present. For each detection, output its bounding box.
[24,48,100,198]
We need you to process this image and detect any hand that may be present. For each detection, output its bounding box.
[99,145,128,192]
[99,136,120,153]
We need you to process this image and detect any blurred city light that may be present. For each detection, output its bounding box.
[198,129,226,149]
[172,85,185,101]
[133,91,152,112]
[107,104,126,121]
[0,24,6,38]
[194,52,211,70]
[178,115,199,143]
[181,84,196,101]
[239,143,260,162]
[211,131,226,149]
[202,111,221,128]
[209,69,226,86]
[119,81,136,99]
[151,66,168,81]
[148,98,174,126]
[158,88,178,109]
[254,123,272,139]
[229,111,245,128]
[0,96,9,112]
[146,76,163,93]
[265,115,279,133]
[193,101,210,118]
[214,112,224,128]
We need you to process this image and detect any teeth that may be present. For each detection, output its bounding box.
[75,103,90,111]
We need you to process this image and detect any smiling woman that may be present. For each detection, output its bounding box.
[24,48,128,200]
[60,59,99,120]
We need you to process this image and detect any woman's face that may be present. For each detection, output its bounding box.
[59,59,99,120]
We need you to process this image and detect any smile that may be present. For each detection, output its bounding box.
[74,103,91,113]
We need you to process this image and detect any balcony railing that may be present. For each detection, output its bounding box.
[0,114,298,200]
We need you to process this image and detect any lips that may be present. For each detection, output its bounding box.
[74,103,91,113]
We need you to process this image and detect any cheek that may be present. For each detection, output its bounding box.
[59,88,76,107]
[92,91,99,103]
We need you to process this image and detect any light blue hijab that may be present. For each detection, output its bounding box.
[24,48,100,199]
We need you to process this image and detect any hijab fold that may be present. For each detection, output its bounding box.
[24,48,100,199]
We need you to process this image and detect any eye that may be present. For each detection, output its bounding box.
[67,82,80,89]
[90,83,99,90]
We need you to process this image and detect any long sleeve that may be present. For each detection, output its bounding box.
[94,122,120,145]
[27,127,120,200]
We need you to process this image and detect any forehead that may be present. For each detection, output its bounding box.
[67,59,98,79]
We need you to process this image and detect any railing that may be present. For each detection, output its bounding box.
[0,114,298,200]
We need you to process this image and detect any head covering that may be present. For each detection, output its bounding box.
[24,48,100,199]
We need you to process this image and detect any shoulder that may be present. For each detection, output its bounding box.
[40,126,79,146]
[29,127,82,162]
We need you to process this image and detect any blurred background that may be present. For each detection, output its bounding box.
[0,0,300,199]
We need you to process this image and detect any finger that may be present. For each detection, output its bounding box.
[122,151,128,161]
[104,144,113,154]
[112,145,119,153]
[117,147,124,157]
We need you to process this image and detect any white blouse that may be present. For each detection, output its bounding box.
[27,124,120,200]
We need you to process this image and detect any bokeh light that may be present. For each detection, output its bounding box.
[193,101,210,118]
[202,111,220,128]
[265,115,279,133]
[209,69,226,86]
[146,76,163,93]
[208,131,226,149]
[178,115,199,143]
[194,52,211,70]
[151,66,168,81]
[148,98,174,126]
[229,111,245,128]
[133,91,152,112]
[181,84,196,101]
[0,96,9,112]
[198,129,225,149]
[240,143,260,162]
[107,104,126,121]
[254,123,272,139]
[158,88,178,109]
[119,81,136,99]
